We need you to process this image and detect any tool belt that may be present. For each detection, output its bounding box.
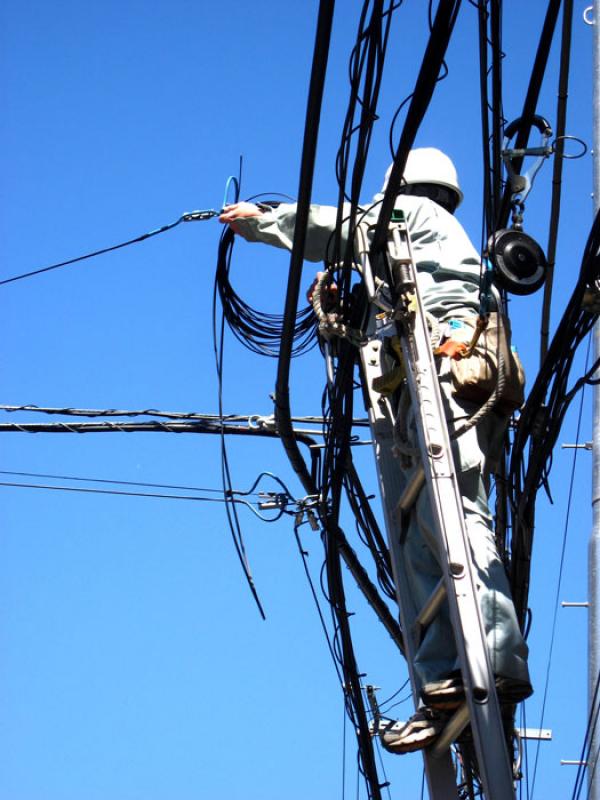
[436,313,525,414]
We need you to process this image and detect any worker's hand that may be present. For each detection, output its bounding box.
[307,271,338,310]
[219,202,262,234]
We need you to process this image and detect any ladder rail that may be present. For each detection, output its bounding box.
[359,347,460,798]
[357,218,516,799]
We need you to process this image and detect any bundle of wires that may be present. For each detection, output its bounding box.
[278,3,405,797]
[508,209,600,626]
[310,2,462,797]
[476,0,505,243]
[215,224,316,358]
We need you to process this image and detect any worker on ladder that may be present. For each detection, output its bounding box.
[220,148,533,753]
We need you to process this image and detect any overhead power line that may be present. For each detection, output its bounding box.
[0,469,304,521]
[0,209,217,287]
[0,468,251,495]
[0,480,234,503]
[0,403,369,426]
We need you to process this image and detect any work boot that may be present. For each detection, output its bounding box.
[421,675,464,710]
[379,707,446,754]
[421,674,533,710]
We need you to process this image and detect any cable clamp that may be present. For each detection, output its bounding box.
[501,115,553,204]
[257,491,289,511]
[293,495,320,530]
[181,209,219,222]
[248,414,276,430]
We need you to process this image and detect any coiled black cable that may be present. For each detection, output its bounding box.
[215,225,316,358]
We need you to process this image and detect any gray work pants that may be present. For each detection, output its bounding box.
[399,387,531,687]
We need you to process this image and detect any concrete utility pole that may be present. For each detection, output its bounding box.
[591,3,600,798]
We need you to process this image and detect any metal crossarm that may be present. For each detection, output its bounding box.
[358,217,516,799]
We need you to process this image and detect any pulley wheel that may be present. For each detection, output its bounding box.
[488,229,547,295]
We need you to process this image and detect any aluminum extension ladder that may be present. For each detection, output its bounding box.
[357,215,516,800]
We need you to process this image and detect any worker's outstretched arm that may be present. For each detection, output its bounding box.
[219,202,344,263]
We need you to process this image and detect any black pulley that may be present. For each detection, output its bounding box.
[488,228,547,295]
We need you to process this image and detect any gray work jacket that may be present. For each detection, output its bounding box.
[234,193,488,322]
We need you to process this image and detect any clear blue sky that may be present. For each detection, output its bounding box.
[0,2,595,798]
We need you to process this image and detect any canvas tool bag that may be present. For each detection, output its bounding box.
[440,313,525,414]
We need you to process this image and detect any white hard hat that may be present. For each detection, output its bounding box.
[382,147,463,207]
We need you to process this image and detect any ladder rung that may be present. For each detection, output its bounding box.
[414,578,447,641]
[395,466,425,517]
[430,703,470,757]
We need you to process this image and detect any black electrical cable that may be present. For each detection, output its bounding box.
[378,691,412,715]
[540,0,574,365]
[302,3,462,794]
[496,0,562,230]
[508,209,600,625]
[275,5,405,797]
[323,521,382,800]
[477,1,494,236]
[319,0,397,517]
[275,0,335,495]
[377,678,411,710]
[388,1,451,160]
[530,336,588,797]
[215,224,316,358]
[490,1,504,213]
[370,0,461,255]
[0,404,368,427]
[342,702,347,800]
[571,668,600,800]
[323,0,396,544]
[0,215,197,287]
[0,480,278,508]
[211,176,267,621]
[344,464,397,603]
[474,6,509,591]
[0,420,320,445]
[0,468,250,495]
[293,521,344,685]
[476,0,506,239]
[372,737,393,800]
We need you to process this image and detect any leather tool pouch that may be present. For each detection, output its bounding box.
[445,313,525,414]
